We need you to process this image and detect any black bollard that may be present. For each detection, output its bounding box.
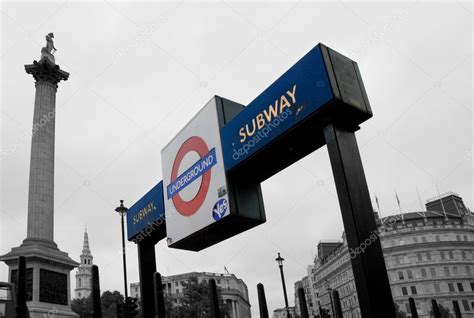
[431,299,441,318]
[257,283,269,318]
[15,256,28,318]
[209,279,221,318]
[91,265,102,318]
[409,297,418,318]
[453,300,462,318]
[297,288,309,318]
[154,272,166,318]
[331,289,343,318]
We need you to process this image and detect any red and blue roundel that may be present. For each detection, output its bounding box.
[167,136,217,216]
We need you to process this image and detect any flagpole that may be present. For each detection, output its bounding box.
[416,186,426,219]
[395,189,405,225]
[436,185,449,222]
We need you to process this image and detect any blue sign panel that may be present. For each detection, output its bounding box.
[220,44,333,171]
[127,182,165,240]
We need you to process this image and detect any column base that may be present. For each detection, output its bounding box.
[0,238,79,317]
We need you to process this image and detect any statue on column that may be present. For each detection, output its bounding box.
[44,33,56,54]
[41,33,57,63]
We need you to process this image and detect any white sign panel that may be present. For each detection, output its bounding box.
[161,97,230,246]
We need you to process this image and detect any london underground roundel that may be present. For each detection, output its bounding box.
[168,136,214,216]
[161,97,230,247]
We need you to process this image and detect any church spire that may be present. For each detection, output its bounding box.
[82,227,91,255]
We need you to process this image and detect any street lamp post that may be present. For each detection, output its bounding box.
[115,200,129,318]
[275,253,291,318]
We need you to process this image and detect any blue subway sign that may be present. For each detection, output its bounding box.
[127,181,166,241]
[221,43,371,173]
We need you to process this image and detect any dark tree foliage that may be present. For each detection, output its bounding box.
[71,295,92,318]
[165,277,230,318]
[430,304,454,318]
[394,303,407,318]
[72,290,125,318]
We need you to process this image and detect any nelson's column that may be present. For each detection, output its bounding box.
[0,33,79,317]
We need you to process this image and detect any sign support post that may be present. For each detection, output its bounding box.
[137,242,157,317]
[324,124,395,318]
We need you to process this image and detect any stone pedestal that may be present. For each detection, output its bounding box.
[0,54,79,317]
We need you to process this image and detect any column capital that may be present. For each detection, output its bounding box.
[25,57,69,87]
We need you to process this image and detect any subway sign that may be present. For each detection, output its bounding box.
[221,44,372,177]
[127,182,166,242]
[128,43,371,249]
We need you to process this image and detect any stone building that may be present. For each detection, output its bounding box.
[296,192,474,318]
[74,229,94,299]
[130,271,251,317]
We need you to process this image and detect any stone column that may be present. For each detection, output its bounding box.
[24,54,68,241]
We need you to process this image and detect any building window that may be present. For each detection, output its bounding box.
[78,292,81,298]
[436,235,440,242]
[464,235,468,241]
[410,286,417,295]
[440,252,445,260]
[466,266,472,276]
[398,271,404,280]
[430,268,436,277]
[462,251,466,259]
[401,287,408,296]
[462,300,470,311]
[79,278,82,288]
[422,236,427,243]
[434,283,441,293]
[470,283,474,291]
[449,251,454,259]
[444,267,450,276]
[453,267,459,275]
[457,235,462,241]
[407,270,413,279]
[448,283,455,292]
[457,283,464,292]
[426,253,432,260]
[394,255,400,265]
[175,282,179,286]
[413,237,418,243]
[417,254,422,262]
[421,268,427,278]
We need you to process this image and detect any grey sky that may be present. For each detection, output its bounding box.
[1,1,472,316]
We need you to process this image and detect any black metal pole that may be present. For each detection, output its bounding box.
[332,290,343,318]
[209,279,221,318]
[324,124,396,318]
[297,288,309,318]
[121,214,129,318]
[452,300,462,318]
[257,283,269,318]
[409,297,418,318]
[92,265,102,318]
[15,256,27,318]
[328,290,335,317]
[154,272,166,318]
[431,299,441,318]
[278,264,290,317]
[138,242,156,317]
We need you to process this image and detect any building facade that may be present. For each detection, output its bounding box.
[131,271,251,318]
[297,193,474,318]
[74,229,94,299]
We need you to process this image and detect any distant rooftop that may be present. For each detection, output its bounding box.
[426,191,460,203]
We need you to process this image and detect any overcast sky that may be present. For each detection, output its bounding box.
[0,0,472,316]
